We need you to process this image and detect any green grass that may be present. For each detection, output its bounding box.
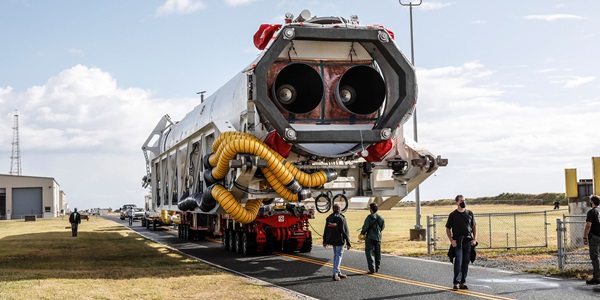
[310,204,565,255]
[0,216,295,300]
[310,204,593,279]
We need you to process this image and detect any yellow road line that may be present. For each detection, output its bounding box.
[276,252,514,300]
[202,236,513,300]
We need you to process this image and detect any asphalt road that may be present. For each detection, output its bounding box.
[107,216,600,300]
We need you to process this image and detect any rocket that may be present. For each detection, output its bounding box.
[142,10,447,224]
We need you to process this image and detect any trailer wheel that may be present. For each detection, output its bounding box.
[152,220,157,231]
[141,218,146,227]
[146,219,150,229]
[235,232,243,254]
[241,233,256,256]
[283,240,297,253]
[300,237,312,253]
[223,230,230,250]
[228,231,236,252]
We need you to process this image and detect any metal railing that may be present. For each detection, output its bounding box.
[427,210,550,254]
[556,215,589,270]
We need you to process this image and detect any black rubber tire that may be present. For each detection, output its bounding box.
[223,230,229,250]
[228,231,236,252]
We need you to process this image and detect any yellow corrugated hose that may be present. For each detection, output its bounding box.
[209,132,330,187]
[262,168,299,201]
[211,184,263,225]
[211,139,296,187]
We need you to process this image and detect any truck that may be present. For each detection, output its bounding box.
[141,9,447,255]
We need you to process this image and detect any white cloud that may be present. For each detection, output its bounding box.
[1,65,198,153]
[548,75,595,88]
[415,62,600,183]
[418,1,453,11]
[225,0,258,6]
[537,68,556,73]
[0,65,201,210]
[156,0,205,16]
[524,14,585,21]
[68,48,84,57]
[562,76,595,88]
[0,86,13,104]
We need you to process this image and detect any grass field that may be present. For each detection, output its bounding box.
[0,216,295,300]
[309,204,566,256]
[0,205,584,299]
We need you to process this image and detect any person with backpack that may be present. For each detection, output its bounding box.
[69,208,82,237]
[323,203,351,281]
[361,202,385,274]
[583,195,600,285]
[446,195,477,290]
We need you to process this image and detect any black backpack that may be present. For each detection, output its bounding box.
[324,215,344,245]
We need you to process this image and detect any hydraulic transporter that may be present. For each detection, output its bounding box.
[141,10,447,255]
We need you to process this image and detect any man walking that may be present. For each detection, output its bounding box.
[361,202,385,274]
[69,208,82,237]
[128,206,134,226]
[323,203,351,281]
[583,195,600,285]
[446,195,477,290]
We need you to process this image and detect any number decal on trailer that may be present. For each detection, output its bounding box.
[278,215,285,222]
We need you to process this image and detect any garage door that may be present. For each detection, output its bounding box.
[12,187,43,218]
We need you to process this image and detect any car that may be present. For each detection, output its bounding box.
[119,204,137,220]
[131,207,144,220]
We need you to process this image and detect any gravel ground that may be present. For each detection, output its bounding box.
[423,253,561,273]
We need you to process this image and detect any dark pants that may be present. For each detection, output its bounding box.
[452,238,472,284]
[71,223,78,237]
[129,216,133,226]
[589,234,600,280]
[365,238,381,272]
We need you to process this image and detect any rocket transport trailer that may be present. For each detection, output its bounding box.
[141,9,447,255]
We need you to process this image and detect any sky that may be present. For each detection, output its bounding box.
[1,0,599,210]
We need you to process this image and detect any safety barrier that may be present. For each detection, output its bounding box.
[427,210,551,254]
[556,215,589,270]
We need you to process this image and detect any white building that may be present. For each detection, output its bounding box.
[0,174,67,220]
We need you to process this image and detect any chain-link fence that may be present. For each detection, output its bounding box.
[427,210,550,253]
[557,215,589,270]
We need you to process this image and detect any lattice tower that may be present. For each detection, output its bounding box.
[10,110,22,175]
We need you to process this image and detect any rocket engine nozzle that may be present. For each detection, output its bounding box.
[335,66,386,115]
[272,63,324,114]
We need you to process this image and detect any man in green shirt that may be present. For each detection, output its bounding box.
[361,203,385,274]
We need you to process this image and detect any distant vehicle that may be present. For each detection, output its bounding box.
[131,207,144,220]
[120,204,137,220]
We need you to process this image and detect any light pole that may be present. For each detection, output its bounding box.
[399,0,425,238]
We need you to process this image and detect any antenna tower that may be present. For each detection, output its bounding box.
[10,110,22,175]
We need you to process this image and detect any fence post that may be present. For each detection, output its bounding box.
[488,214,492,248]
[557,218,563,270]
[544,211,548,247]
[427,216,431,255]
[514,213,518,248]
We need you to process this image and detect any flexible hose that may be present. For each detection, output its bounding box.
[211,139,297,188]
[210,184,263,225]
[209,133,262,166]
[262,168,299,201]
[209,132,335,187]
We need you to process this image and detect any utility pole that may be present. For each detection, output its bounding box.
[10,110,22,176]
[400,0,425,240]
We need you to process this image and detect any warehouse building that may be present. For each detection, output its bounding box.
[0,174,67,220]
